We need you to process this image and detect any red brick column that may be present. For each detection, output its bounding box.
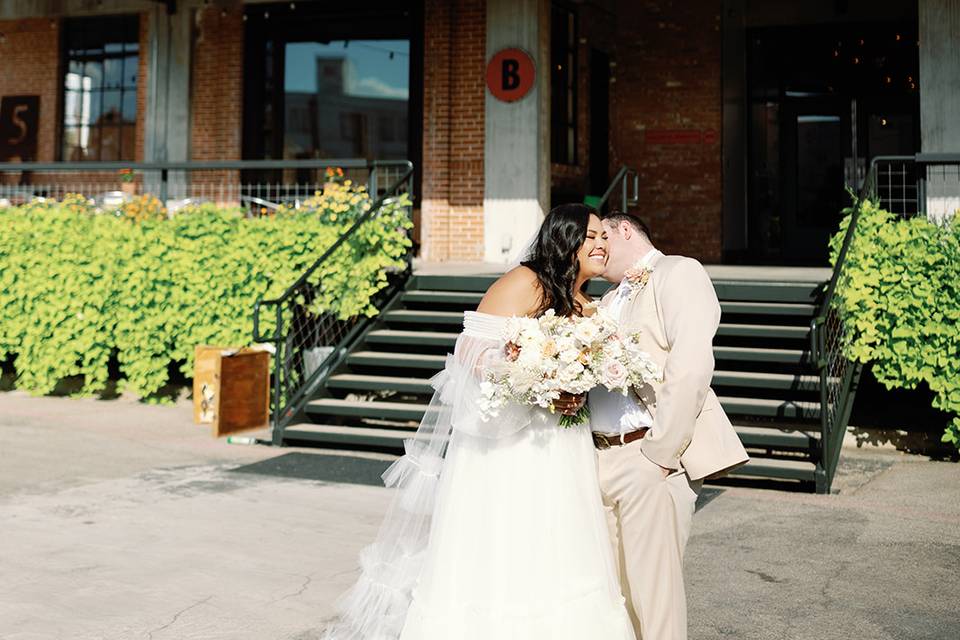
[421,0,486,262]
[611,0,723,263]
[0,18,61,163]
[190,2,244,200]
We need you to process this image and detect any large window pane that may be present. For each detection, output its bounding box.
[282,39,409,160]
[60,15,139,161]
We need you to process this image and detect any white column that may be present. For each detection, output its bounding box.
[919,0,960,222]
[483,0,550,264]
[144,4,192,200]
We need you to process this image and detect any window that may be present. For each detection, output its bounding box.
[551,4,577,165]
[283,39,409,160]
[61,15,139,161]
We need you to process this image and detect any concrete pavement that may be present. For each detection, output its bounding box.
[1,391,958,640]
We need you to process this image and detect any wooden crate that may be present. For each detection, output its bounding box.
[193,345,270,437]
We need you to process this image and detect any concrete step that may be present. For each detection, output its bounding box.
[711,280,822,304]
[716,323,809,340]
[384,309,810,336]
[714,346,809,365]
[281,423,412,448]
[720,301,817,317]
[383,309,464,325]
[725,457,818,482]
[365,329,459,347]
[329,371,820,395]
[713,370,820,391]
[347,348,813,372]
[304,393,818,423]
[305,398,430,421]
[402,290,484,305]
[347,350,448,369]
[327,373,435,394]
[735,425,819,450]
[721,396,820,420]
[281,423,817,458]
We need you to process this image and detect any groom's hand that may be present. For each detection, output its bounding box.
[555,392,586,416]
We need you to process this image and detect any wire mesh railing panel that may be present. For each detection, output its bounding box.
[873,160,919,218]
[0,159,409,218]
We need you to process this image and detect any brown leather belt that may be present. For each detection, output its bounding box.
[592,427,649,450]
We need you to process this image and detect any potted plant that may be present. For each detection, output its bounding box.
[119,168,136,195]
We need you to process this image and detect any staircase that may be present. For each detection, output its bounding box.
[278,269,832,490]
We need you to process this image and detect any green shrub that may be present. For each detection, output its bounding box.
[0,191,412,400]
[831,199,960,449]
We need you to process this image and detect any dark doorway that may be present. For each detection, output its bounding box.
[241,1,422,200]
[745,21,919,264]
[589,49,611,198]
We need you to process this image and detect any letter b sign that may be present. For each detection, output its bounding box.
[486,49,535,102]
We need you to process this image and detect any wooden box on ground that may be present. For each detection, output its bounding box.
[193,345,270,437]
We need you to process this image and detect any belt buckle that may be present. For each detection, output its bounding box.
[593,432,611,450]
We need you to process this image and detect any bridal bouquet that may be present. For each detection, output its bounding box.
[478,306,662,427]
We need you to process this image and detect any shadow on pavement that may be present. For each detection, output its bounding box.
[229,452,392,487]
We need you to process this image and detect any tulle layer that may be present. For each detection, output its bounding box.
[401,585,633,640]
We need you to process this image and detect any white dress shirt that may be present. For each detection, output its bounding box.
[588,249,661,435]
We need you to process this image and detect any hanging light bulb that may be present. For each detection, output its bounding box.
[389,51,394,60]
[290,2,296,9]
[264,10,270,19]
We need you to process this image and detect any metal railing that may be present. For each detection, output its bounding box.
[809,153,958,493]
[596,166,639,214]
[251,161,414,441]
[0,158,409,213]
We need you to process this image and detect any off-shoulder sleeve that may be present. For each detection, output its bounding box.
[434,311,534,440]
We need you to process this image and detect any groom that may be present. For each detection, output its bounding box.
[588,212,749,640]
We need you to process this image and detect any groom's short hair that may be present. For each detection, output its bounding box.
[603,211,651,241]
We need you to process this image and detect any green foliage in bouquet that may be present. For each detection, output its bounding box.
[830,199,960,449]
[0,189,412,400]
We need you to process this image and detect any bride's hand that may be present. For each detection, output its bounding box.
[554,392,586,416]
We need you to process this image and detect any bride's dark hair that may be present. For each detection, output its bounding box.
[521,203,595,317]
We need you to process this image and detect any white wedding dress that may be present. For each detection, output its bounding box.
[325,311,634,640]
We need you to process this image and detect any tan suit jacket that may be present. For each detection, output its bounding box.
[602,252,749,481]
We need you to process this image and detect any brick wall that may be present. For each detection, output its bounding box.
[420,0,486,262]
[610,0,723,263]
[0,18,60,163]
[190,2,244,192]
[135,12,148,163]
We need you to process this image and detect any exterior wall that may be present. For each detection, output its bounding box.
[610,0,724,263]
[189,2,244,193]
[135,11,148,163]
[190,3,243,162]
[0,18,60,162]
[420,0,486,262]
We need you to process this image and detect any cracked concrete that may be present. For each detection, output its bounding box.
[2,392,959,639]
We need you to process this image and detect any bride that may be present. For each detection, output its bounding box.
[325,204,635,640]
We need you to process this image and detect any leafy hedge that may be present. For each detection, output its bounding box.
[830,199,960,449]
[0,186,412,400]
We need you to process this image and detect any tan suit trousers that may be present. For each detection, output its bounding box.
[597,439,701,640]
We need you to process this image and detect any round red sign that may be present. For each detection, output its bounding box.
[486,48,536,102]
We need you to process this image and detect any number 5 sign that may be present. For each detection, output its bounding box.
[486,48,536,102]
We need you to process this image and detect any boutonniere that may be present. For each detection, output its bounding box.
[622,260,655,295]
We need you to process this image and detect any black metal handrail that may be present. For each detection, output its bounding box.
[596,166,639,213]
[251,161,414,440]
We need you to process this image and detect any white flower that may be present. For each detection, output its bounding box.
[574,319,601,345]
